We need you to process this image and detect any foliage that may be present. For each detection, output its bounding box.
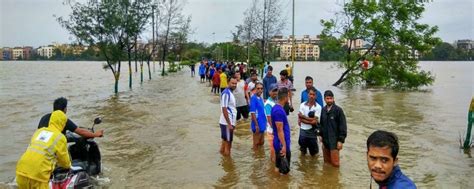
[321,0,441,89]
[421,42,474,61]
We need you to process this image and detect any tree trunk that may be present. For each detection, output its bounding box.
[147,60,152,80]
[128,54,132,89]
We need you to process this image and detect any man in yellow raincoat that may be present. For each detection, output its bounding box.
[16,110,71,189]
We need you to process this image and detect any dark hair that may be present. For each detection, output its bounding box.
[307,87,317,94]
[280,70,288,77]
[324,90,334,97]
[268,66,273,71]
[255,82,264,88]
[305,76,313,81]
[53,97,68,111]
[277,87,288,100]
[367,130,399,159]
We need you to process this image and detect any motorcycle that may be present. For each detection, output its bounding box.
[50,117,103,189]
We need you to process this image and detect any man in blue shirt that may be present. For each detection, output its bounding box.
[263,66,277,100]
[367,130,416,189]
[271,87,291,174]
[250,82,267,150]
[301,76,323,107]
[199,62,206,83]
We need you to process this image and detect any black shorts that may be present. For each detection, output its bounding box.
[236,105,249,120]
[220,124,234,142]
[298,135,319,156]
[275,148,291,171]
[283,102,290,115]
[200,74,205,79]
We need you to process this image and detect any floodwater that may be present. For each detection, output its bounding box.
[0,61,472,188]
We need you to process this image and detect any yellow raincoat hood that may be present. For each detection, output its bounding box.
[48,110,67,132]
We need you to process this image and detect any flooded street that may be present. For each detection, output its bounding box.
[0,61,473,188]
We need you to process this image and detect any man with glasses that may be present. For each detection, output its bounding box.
[249,82,267,150]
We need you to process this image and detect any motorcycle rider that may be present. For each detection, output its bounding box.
[16,110,71,189]
[38,97,103,138]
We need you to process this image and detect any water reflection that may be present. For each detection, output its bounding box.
[215,156,238,188]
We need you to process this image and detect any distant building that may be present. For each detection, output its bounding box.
[345,39,364,50]
[280,44,320,61]
[454,39,474,51]
[37,46,55,59]
[271,35,321,61]
[0,49,3,60]
[271,35,321,47]
[2,48,12,60]
[12,47,24,60]
[23,46,33,60]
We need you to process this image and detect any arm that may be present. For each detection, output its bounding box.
[338,108,347,143]
[75,127,103,138]
[221,93,233,130]
[249,97,259,133]
[276,121,286,155]
[55,136,71,169]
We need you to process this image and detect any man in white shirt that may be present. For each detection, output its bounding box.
[233,72,249,122]
[219,77,238,156]
[298,87,322,156]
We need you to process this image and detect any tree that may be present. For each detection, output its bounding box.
[157,0,191,76]
[319,35,345,61]
[235,0,286,67]
[321,0,441,88]
[59,0,156,93]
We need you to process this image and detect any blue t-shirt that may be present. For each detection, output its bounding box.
[250,94,267,133]
[209,67,215,78]
[301,88,324,107]
[271,104,291,152]
[199,64,206,75]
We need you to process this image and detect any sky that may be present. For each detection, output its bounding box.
[0,0,473,47]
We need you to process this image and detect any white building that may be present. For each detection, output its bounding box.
[12,47,24,60]
[37,46,55,58]
[280,44,320,61]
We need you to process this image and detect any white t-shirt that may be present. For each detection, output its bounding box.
[220,88,237,126]
[299,102,322,130]
[233,80,247,107]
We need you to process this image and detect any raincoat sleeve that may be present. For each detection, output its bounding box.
[337,107,347,143]
[55,135,71,169]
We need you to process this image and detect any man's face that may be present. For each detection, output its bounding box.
[305,79,313,90]
[280,75,286,81]
[234,73,241,80]
[267,70,272,76]
[324,96,334,106]
[367,146,398,182]
[251,74,257,81]
[308,90,316,102]
[270,90,278,99]
[255,85,263,96]
[228,79,237,91]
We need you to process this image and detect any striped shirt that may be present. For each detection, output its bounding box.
[219,88,237,126]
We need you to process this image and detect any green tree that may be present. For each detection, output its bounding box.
[319,35,345,61]
[59,0,148,93]
[321,0,441,88]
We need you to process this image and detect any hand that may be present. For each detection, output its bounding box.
[95,130,104,137]
[337,142,343,150]
[255,126,260,134]
[227,125,234,131]
[280,146,286,156]
[298,119,301,127]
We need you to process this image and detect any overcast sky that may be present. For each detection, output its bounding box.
[0,0,472,47]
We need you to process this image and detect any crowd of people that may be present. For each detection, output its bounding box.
[195,59,416,188]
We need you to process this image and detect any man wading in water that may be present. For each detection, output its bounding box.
[219,77,238,156]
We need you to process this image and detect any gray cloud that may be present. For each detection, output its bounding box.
[1,0,472,47]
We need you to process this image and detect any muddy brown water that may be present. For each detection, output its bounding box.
[0,61,472,188]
